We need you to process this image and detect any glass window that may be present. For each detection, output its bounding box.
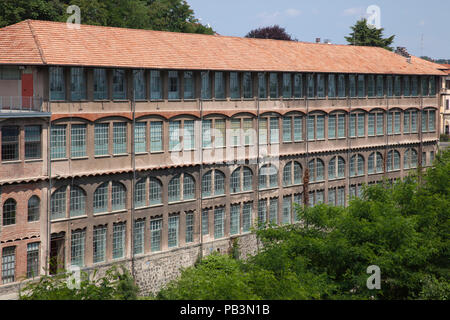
[50,67,65,101]
[183,174,195,200]
[368,75,375,97]
[51,187,66,220]
[328,115,336,139]
[28,196,40,222]
[111,182,126,211]
[230,72,240,99]
[259,118,268,145]
[230,205,240,235]
[328,74,336,98]
[243,118,253,146]
[269,73,278,98]
[134,179,146,208]
[350,114,356,137]
[376,113,384,136]
[428,110,436,132]
[71,230,85,267]
[243,167,253,191]
[269,198,278,224]
[183,120,195,151]
[168,216,179,248]
[394,76,402,97]
[368,113,375,136]
[357,75,365,98]
[133,70,146,100]
[149,178,162,205]
[283,73,292,98]
[186,213,194,243]
[169,121,181,151]
[2,247,16,284]
[243,72,252,98]
[242,203,252,232]
[283,117,292,142]
[231,119,241,146]
[94,69,108,100]
[202,209,209,236]
[294,116,303,141]
[25,243,40,278]
[93,225,107,263]
[25,125,41,159]
[1,126,19,162]
[403,76,410,97]
[168,71,180,100]
[411,76,418,97]
[150,219,162,252]
[50,125,66,159]
[421,76,429,96]
[376,75,384,97]
[349,75,356,97]
[230,169,241,193]
[71,68,86,100]
[307,74,315,98]
[338,114,345,138]
[317,74,325,98]
[201,72,211,99]
[112,69,126,100]
[150,121,163,152]
[307,115,315,141]
[282,196,292,224]
[71,124,86,158]
[214,72,225,99]
[429,77,436,96]
[386,76,393,97]
[337,74,346,98]
[283,162,292,186]
[168,176,181,203]
[113,122,127,155]
[404,112,410,134]
[70,186,86,217]
[294,74,303,98]
[270,118,279,144]
[183,71,195,99]
[258,199,267,225]
[258,73,267,98]
[214,207,225,239]
[93,183,108,213]
[134,122,147,153]
[215,170,225,195]
[202,171,212,198]
[150,70,162,100]
[133,219,145,255]
[2,199,16,226]
[358,113,365,137]
[94,123,109,156]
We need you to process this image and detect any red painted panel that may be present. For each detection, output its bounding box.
[21,73,33,108]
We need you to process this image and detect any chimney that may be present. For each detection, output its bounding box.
[324,39,332,44]
[395,47,412,63]
[315,38,321,44]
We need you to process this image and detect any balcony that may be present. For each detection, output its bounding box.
[0,96,50,118]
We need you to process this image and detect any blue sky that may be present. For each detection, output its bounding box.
[188,0,449,59]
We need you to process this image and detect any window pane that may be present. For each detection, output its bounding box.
[376,75,384,97]
[150,219,162,252]
[133,70,146,100]
[328,115,336,139]
[134,179,146,208]
[202,210,209,236]
[51,125,66,159]
[307,74,315,98]
[358,113,365,137]
[394,76,402,96]
[113,69,126,100]
[215,119,226,148]
[50,67,65,101]
[186,213,194,243]
[215,171,225,195]
[113,122,127,154]
[2,247,16,284]
[259,118,267,145]
[25,125,42,159]
[28,196,40,222]
[294,74,303,98]
[168,216,179,248]
[294,116,303,141]
[242,203,252,232]
[243,72,252,98]
[183,174,195,200]
[71,124,86,158]
[230,72,240,99]
[71,68,86,100]
[150,70,162,100]
[282,196,292,224]
[403,76,410,97]
[269,73,278,98]
[149,178,162,205]
[258,73,267,98]
[328,74,336,98]
[357,75,365,97]
[214,72,225,99]
[71,230,85,267]
[93,183,108,213]
[70,187,86,217]
[230,205,240,235]
[150,121,163,152]
[183,120,195,151]
[169,121,181,151]
[184,71,195,99]
[94,69,108,100]
[283,117,292,142]
[112,223,126,259]
[94,123,109,156]
[270,118,279,144]
[338,74,346,97]
[338,114,345,138]
[134,122,146,153]
[368,113,375,136]
[168,71,179,100]
[111,183,126,211]
[317,74,325,98]
[134,220,145,255]
[282,73,292,98]
[258,199,267,225]
[201,72,211,99]
[3,199,16,225]
[349,75,356,97]
[367,75,375,97]
[51,188,66,220]
[214,207,225,239]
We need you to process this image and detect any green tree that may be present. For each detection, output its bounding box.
[345,18,395,51]
[0,0,64,27]
[245,25,296,41]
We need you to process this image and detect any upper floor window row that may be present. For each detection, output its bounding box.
[49,67,438,102]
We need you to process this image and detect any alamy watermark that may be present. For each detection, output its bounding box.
[366,265,381,290]
[66,5,81,29]
[366,5,381,29]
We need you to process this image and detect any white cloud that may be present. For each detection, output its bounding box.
[285,8,301,17]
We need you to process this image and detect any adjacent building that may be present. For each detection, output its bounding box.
[440,64,450,135]
[0,20,446,295]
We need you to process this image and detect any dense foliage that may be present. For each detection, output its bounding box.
[157,150,450,300]
[245,25,296,41]
[19,265,139,300]
[0,0,214,34]
[345,19,395,51]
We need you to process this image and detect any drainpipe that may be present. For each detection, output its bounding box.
[46,71,52,276]
[199,71,206,259]
[130,70,136,279]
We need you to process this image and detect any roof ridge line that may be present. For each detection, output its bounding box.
[27,20,47,65]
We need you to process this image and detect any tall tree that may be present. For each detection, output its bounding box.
[245,25,296,41]
[0,0,64,27]
[345,19,395,51]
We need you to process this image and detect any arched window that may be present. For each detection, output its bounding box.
[51,187,66,220]
[203,170,226,197]
[134,179,146,208]
[387,150,400,172]
[93,182,108,213]
[149,178,162,205]
[202,171,212,197]
[328,156,345,180]
[3,198,16,226]
[230,169,241,193]
[111,182,126,211]
[214,171,225,195]
[404,148,418,169]
[350,155,365,177]
[259,164,278,189]
[368,152,383,174]
[183,174,195,200]
[283,161,302,186]
[28,196,40,222]
[168,175,181,202]
[242,167,253,191]
[308,159,324,182]
[70,186,86,217]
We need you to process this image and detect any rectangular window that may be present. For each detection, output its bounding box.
[259,118,268,145]
[429,77,436,96]
[231,119,241,146]
[169,121,181,151]
[394,76,402,96]
[168,71,180,100]
[411,111,418,133]
[134,122,147,153]
[337,187,345,207]
[328,188,336,206]
[242,203,252,232]
[150,121,163,152]
[317,74,325,98]
[230,72,240,99]
[403,76,410,97]
[71,230,85,267]
[243,118,253,146]
[269,73,278,98]
[307,116,315,141]
[201,72,211,99]
[270,118,279,144]
[394,112,401,134]
[113,223,126,259]
[2,247,15,284]
[386,76,393,97]
[113,69,126,100]
[214,207,225,239]
[350,114,356,137]
[294,116,303,142]
[317,115,325,140]
[258,199,267,225]
[376,75,384,97]
[215,119,226,148]
[26,243,40,278]
[376,113,384,136]
[202,209,209,236]
[258,73,267,98]
[113,122,127,154]
[388,112,393,135]
[133,70,146,100]
[282,196,292,225]
[50,67,65,101]
[134,220,145,255]
[307,74,315,98]
[168,216,179,248]
[183,120,195,150]
[243,72,252,99]
[94,69,108,100]
[150,70,162,100]
[71,124,86,158]
[283,117,292,142]
[404,112,410,134]
[328,74,336,98]
[94,123,109,156]
[2,126,20,161]
[368,113,375,136]
[357,75,365,98]
[367,75,375,97]
[338,114,345,138]
[294,74,303,98]
[429,110,436,132]
[283,73,292,98]
[411,76,418,97]
[51,125,67,159]
[358,113,365,137]
[93,225,106,263]
[328,115,336,139]
[202,120,212,148]
[185,213,194,243]
[349,75,356,97]
[183,71,195,99]
[150,219,162,252]
[214,72,225,99]
[71,68,86,100]
[24,125,41,160]
[421,76,429,96]
[337,74,346,98]
[269,198,278,224]
[230,205,240,235]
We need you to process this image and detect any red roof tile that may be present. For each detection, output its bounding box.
[0,20,446,76]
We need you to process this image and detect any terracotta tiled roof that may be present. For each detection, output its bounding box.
[0,20,446,76]
[440,64,450,75]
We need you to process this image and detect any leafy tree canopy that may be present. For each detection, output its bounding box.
[0,0,214,35]
[245,25,296,41]
[345,18,395,51]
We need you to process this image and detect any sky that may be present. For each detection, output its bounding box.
[187,0,450,59]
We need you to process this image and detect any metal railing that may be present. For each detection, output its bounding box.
[0,96,44,112]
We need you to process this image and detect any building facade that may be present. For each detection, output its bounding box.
[0,20,446,296]
[440,64,450,135]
